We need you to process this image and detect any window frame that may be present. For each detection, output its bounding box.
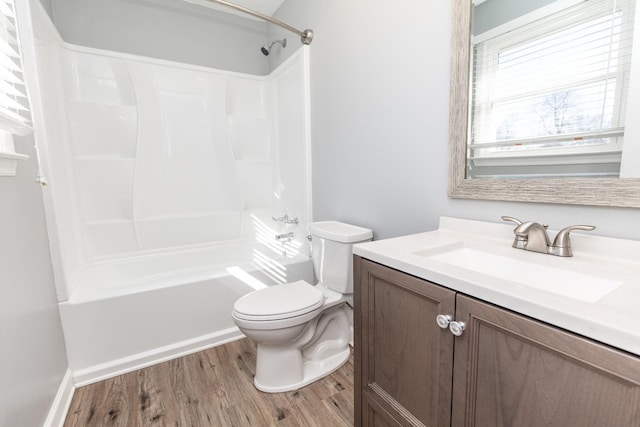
[0,0,32,176]
[468,0,636,178]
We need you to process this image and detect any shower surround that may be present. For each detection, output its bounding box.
[22,0,312,383]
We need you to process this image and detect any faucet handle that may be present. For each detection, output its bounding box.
[553,225,596,247]
[502,216,528,249]
[501,216,523,226]
[551,224,596,257]
[272,214,299,225]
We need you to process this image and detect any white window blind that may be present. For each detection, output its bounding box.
[469,0,636,178]
[0,0,31,136]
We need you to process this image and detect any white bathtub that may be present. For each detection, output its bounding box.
[59,241,313,386]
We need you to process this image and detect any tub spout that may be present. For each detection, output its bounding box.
[275,232,294,242]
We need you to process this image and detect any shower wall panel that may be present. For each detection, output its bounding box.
[24,0,311,301]
[65,52,272,257]
[25,0,89,301]
[270,51,312,229]
[65,53,139,256]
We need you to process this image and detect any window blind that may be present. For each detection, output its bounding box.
[0,0,31,135]
[469,0,636,178]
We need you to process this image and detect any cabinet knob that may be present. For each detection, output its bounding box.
[449,321,466,336]
[436,314,452,329]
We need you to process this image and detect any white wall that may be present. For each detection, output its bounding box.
[272,0,640,241]
[0,136,69,427]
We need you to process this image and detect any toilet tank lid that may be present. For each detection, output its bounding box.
[309,221,373,243]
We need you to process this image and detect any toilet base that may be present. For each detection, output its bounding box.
[250,304,352,393]
[254,347,350,393]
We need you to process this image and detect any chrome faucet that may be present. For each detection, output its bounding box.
[272,214,299,225]
[502,216,595,257]
[275,231,295,242]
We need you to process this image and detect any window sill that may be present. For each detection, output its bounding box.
[0,150,29,176]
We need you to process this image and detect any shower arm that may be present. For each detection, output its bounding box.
[199,0,314,45]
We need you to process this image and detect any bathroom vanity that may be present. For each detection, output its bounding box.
[352,217,640,427]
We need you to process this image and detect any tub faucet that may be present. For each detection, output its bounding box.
[272,214,298,225]
[501,216,595,257]
[275,232,295,242]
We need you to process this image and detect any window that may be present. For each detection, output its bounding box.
[0,0,32,176]
[469,0,636,178]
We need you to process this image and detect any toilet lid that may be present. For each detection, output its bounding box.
[233,280,325,321]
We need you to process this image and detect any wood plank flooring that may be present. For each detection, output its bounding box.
[64,338,354,426]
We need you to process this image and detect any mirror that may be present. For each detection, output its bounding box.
[449,0,640,207]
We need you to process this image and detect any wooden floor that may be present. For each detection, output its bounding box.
[64,338,354,426]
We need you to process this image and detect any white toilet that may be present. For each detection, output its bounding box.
[231,221,373,393]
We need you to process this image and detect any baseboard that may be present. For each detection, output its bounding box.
[73,327,245,387]
[43,369,75,427]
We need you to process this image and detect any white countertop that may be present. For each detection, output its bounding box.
[353,217,640,356]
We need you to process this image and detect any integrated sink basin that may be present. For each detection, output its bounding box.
[353,217,640,355]
[416,246,622,303]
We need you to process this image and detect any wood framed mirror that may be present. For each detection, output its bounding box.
[448,0,640,207]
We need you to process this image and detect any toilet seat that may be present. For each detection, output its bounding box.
[233,280,325,321]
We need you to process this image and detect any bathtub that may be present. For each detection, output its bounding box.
[59,241,313,386]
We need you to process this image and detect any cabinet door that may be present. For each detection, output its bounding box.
[355,257,456,427]
[452,294,640,427]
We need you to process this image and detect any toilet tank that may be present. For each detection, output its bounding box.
[308,221,373,293]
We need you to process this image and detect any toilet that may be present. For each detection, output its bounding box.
[231,221,373,393]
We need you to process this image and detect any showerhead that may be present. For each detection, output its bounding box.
[261,38,287,56]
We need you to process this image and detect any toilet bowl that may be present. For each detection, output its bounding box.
[231,221,372,393]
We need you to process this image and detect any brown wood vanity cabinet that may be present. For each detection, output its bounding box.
[353,256,640,427]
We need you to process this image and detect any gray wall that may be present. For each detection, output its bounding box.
[38,0,53,18]
[0,136,68,426]
[45,0,640,240]
[273,0,640,241]
[49,0,270,74]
